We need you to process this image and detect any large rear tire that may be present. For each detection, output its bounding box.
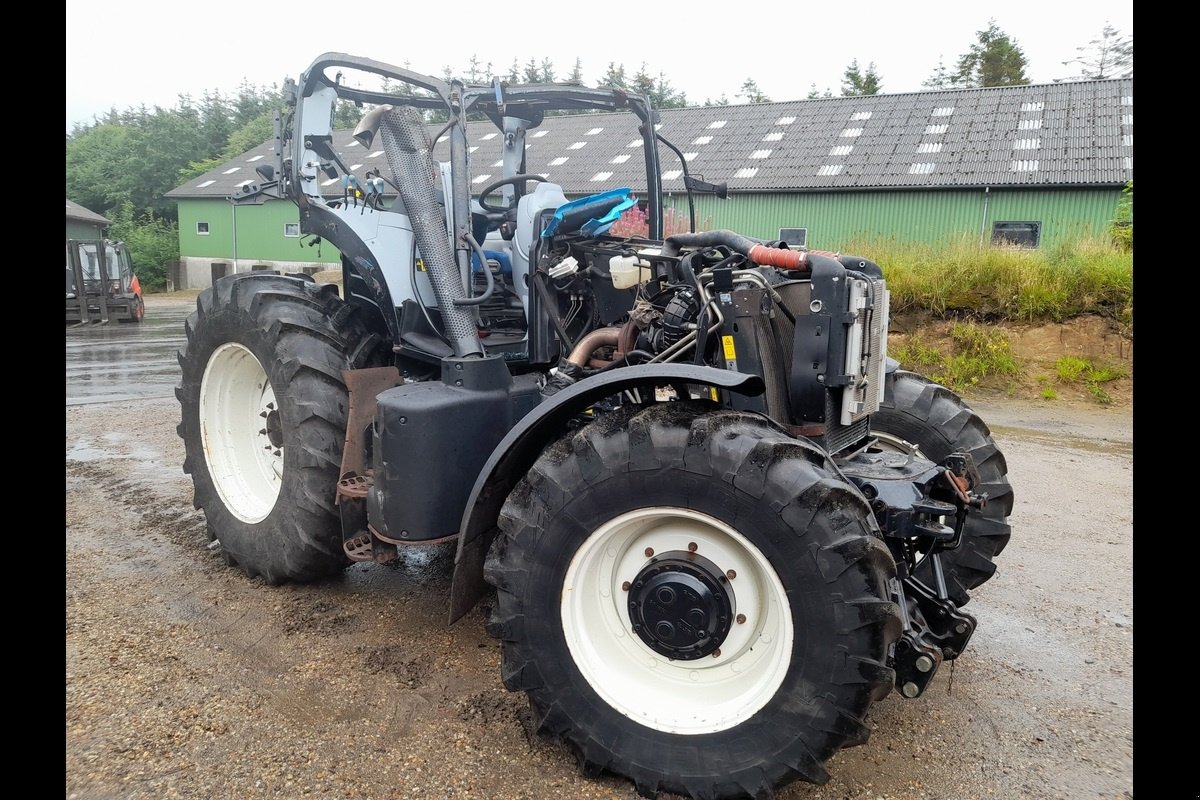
[871,370,1014,605]
[484,402,900,799]
[176,274,386,583]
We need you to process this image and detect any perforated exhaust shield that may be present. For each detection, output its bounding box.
[378,107,482,357]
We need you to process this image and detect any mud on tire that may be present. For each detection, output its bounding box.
[872,370,1015,605]
[176,273,387,583]
[484,402,901,800]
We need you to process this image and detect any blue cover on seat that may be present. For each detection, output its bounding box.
[541,188,636,239]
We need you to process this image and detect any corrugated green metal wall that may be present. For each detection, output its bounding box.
[177,199,339,264]
[661,188,1121,250]
[176,187,1122,261]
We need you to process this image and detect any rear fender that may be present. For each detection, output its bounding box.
[448,364,765,622]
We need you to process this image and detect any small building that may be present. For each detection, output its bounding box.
[66,200,111,242]
[166,78,1132,289]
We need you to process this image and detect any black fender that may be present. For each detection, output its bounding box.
[448,364,766,622]
[300,202,402,345]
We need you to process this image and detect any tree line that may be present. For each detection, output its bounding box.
[66,21,1130,290]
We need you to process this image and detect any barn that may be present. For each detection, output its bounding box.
[165,77,1132,289]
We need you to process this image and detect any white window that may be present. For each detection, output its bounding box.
[840,128,863,137]
[708,120,728,129]
[750,149,772,159]
[284,223,300,238]
[817,164,844,176]
[196,222,210,235]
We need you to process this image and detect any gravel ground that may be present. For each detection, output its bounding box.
[66,296,1133,800]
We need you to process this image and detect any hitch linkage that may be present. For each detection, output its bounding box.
[840,449,985,699]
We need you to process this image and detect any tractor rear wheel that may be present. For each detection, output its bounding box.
[484,402,900,799]
[176,273,386,583]
[871,370,1014,605]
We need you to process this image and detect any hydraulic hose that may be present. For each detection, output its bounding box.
[455,233,495,306]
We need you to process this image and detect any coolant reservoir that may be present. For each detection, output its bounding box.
[610,254,650,289]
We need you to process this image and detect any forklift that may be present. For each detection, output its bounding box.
[66,238,144,325]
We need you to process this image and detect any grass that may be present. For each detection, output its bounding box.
[1054,355,1127,405]
[843,234,1132,326]
[891,322,1021,393]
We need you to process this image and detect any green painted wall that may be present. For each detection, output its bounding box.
[176,187,1122,263]
[66,220,104,242]
[661,188,1122,250]
[177,199,340,264]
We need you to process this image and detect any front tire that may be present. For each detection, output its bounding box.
[871,370,1014,605]
[484,403,900,799]
[176,274,386,583]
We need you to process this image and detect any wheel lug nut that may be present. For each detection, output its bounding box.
[726,569,737,580]
[687,542,698,552]
[622,581,631,591]
[644,547,654,557]
[736,614,746,624]
[711,648,721,658]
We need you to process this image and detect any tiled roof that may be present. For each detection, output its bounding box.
[167,78,1133,200]
[66,199,111,225]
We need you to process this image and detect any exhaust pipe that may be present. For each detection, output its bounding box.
[377,107,483,358]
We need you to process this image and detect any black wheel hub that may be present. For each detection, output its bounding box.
[628,552,733,660]
[264,409,284,449]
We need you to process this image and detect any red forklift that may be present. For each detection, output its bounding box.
[65,239,144,324]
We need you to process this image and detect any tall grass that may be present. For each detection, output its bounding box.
[842,234,1132,325]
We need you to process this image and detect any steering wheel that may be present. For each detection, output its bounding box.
[476,174,548,214]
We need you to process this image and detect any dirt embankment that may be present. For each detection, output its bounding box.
[888,312,1132,410]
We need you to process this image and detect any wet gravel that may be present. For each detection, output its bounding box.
[66,296,1133,800]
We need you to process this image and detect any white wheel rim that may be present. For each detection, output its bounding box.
[199,343,283,523]
[561,507,793,735]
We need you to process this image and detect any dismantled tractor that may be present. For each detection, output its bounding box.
[176,53,1013,800]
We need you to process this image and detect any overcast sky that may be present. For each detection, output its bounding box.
[65,0,1132,132]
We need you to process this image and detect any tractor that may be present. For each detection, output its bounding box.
[176,53,1012,800]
